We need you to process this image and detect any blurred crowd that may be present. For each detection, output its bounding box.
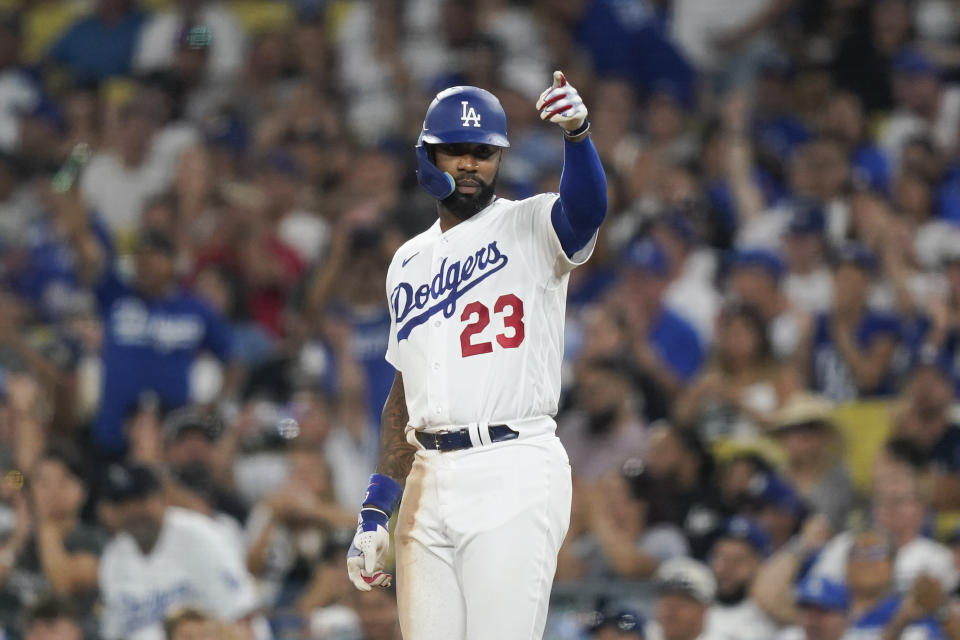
[4,0,960,638]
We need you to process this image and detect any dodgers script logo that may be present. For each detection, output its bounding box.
[461,101,481,127]
[392,241,508,340]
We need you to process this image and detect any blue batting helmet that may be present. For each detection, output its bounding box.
[416,86,510,200]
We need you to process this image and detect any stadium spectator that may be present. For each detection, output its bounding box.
[97,461,267,640]
[245,445,354,607]
[803,244,903,402]
[773,576,849,640]
[675,300,793,441]
[134,0,245,81]
[648,557,721,640]
[705,517,776,639]
[766,392,852,530]
[64,222,235,457]
[559,470,688,581]
[619,238,704,398]
[47,0,147,82]
[627,422,723,559]
[22,595,84,640]
[559,357,647,481]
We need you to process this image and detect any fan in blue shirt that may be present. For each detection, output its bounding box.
[807,245,902,402]
[47,0,147,82]
[73,227,234,454]
[619,238,704,396]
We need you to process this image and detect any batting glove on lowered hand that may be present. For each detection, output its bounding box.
[346,474,403,592]
[536,70,588,135]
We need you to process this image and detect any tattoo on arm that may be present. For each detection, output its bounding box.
[376,372,416,484]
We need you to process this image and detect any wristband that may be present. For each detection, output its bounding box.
[563,121,590,139]
[358,507,390,533]
[361,473,403,516]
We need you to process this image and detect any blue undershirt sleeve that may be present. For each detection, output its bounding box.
[551,134,608,258]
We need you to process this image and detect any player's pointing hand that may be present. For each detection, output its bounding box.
[536,70,588,134]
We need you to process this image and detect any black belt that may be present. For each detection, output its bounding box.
[415,424,519,451]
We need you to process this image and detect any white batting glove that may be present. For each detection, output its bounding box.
[346,508,393,592]
[536,70,588,133]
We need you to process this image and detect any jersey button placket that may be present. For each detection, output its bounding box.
[427,244,446,424]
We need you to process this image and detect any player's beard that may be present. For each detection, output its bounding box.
[442,169,498,221]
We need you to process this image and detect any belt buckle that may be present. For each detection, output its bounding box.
[431,430,448,450]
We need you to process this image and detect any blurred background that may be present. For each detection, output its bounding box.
[4,0,960,638]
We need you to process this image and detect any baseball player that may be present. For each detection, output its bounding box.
[346,71,607,639]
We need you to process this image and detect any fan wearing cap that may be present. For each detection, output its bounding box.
[619,237,705,398]
[64,223,235,458]
[802,243,902,402]
[649,557,723,640]
[704,517,777,640]
[807,471,958,602]
[725,247,811,360]
[97,462,268,640]
[745,471,809,553]
[767,393,852,531]
[781,201,833,316]
[586,607,646,640]
[882,47,960,166]
[774,576,849,640]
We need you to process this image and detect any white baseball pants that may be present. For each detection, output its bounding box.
[395,430,572,640]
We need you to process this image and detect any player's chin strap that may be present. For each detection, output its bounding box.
[416,145,456,200]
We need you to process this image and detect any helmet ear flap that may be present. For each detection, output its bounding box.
[416,145,455,200]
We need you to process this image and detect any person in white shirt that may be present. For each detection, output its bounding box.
[706,517,778,640]
[97,462,268,640]
[881,49,960,168]
[808,472,958,594]
[134,0,245,80]
[646,557,724,640]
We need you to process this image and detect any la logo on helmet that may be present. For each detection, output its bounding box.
[460,101,482,127]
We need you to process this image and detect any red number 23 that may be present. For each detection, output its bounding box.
[459,294,525,357]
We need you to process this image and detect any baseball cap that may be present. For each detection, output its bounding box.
[795,576,849,611]
[747,472,807,519]
[892,48,940,77]
[623,238,669,276]
[728,248,786,281]
[758,50,795,81]
[786,200,827,236]
[257,149,304,181]
[656,557,716,605]
[623,238,669,277]
[162,408,222,444]
[100,462,162,503]
[587,608,646,637]
[137,229,176,256]
[831,243,878,273]
[717,516,772,557]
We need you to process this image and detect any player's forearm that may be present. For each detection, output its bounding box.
[374,372,416,486]
[552,134,607,256]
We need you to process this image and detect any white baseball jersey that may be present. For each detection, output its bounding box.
[385,193,595,431]
[99,507,264,640]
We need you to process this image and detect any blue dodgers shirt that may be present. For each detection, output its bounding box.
[49,10,147,81]
[574,0,694,106]
[811,312,902,402]
[94,270,233,453]
[649,308,704,383]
